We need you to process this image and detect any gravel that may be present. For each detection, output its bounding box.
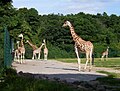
[12,59,107,83]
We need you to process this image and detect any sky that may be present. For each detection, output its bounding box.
[12,0,120,16]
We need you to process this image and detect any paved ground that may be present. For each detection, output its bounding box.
[12,59,116,83]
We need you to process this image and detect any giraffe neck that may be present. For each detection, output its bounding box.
[68,24,83,42]
[27,41,38,50]
[43,40,47,49]
[38,44,44,50]
[44,42,47,48]
[20,38,24,47]
[17,43,19,48]
[44,44,47,49]
[106,48,109,52]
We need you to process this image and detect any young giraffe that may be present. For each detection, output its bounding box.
[26,40,38,59]
[18,34,25,63]
[14,41,21,62]
[32,43,45,60]
[62,20,94,71]
[43,39,48,60]
[101,46,109,61]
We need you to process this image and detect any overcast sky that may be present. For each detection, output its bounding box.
[12,0,120,15]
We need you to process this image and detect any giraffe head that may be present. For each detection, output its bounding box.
[16,41,20,44]
[26,40,29,43]
[62,20,71,27]
[18,34,23,39]
[43,39,46,43]
[41,43,45,46]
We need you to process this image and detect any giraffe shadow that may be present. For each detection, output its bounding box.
[45,67,78,71]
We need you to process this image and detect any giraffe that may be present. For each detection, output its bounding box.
[14,41,21,62]
[43,39,48,60]
[101,46,109,61]
[32,43,45,60]
[26,40,38,59]
[62,20,94,71]
[18,34,25,63]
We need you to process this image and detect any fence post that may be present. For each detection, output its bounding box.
[4,27,13,67]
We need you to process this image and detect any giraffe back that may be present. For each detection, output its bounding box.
[76,39,93,53]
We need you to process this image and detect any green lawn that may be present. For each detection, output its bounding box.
[57,57,120,69]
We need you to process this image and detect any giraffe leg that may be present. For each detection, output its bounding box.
[17,54,20,63]
[89,50,93,71]
[21,53,23,64]
[84,53,89,70]
[75,45,81,71]
[101,55,104,61]
[19,54,22,64]
[14,51,16,61]
[32,55,34,59]
[32,52,34,59]
[14,52,17,62]
[44,54,47,60]
[23,53,25,63]
[38,53,40,59]
[35,53,37,59]
[106,55,108,61]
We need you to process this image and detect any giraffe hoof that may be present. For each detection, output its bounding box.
[78,69,81,72]
[89,69,91,72]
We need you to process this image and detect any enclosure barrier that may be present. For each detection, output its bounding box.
[4,27,13,67]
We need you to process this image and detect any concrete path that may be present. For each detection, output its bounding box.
[12,59,108,82]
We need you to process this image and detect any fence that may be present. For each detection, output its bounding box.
[4,27,14,67]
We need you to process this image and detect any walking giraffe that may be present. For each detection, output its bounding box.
[101,46,109,61]
[43,39,48,60]
[18,34,25,63]
[62,20,94,71]
[14,41,21,62]
[31,42,45,60]
[26,40,39,59]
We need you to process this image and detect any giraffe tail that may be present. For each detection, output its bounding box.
[92,53,94,65]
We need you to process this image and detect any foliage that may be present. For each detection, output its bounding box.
[1,0,120,64]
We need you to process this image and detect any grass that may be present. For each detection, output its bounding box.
[97,70,120,78]
[57,57,120,69]
[96,71,120,90]
[0,76,77,91]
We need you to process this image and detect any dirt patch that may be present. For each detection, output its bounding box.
[12,59,111,82]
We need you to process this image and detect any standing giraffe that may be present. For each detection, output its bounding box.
[101,46,109,61]
[14,41,21,62]
[18,34,25,63]
[62,20,94,71]
[43,39,48,60]
[32,43,45,60]
[26,40,38,59]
